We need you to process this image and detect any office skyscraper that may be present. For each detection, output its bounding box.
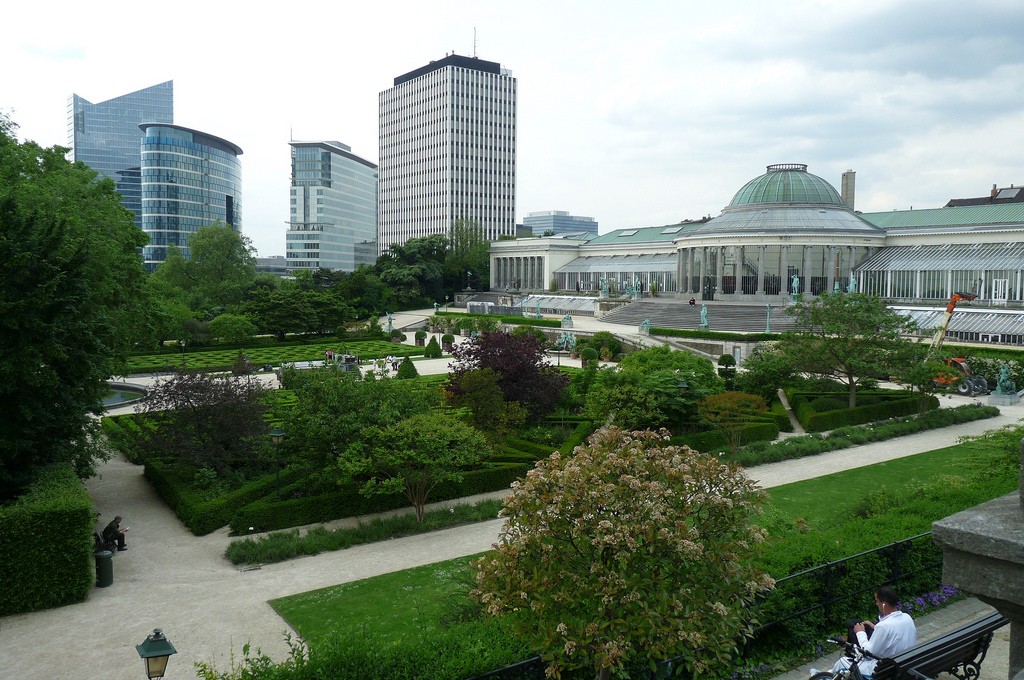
[139,124,243,271]
[378,54,516,255]
[523,211,599,236]
[67,81,173,226]
[286,140,378,273]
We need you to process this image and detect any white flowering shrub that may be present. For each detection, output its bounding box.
[471,426,774,679]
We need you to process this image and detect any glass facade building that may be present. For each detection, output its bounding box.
[378,54,516,255]
[139,124,243,270]
[523,210,598,236]
[66,81,174,227]
[286,141,378,272]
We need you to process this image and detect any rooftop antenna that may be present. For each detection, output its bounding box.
[473,27,477,57]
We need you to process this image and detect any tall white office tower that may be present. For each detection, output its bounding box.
[378,54,517,255]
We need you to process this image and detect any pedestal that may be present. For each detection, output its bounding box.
[932,440,1024,679]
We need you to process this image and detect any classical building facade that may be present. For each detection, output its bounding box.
[378,54,517,254]
[66,80,173,227]
[139,124,243,270]
[490,163,1024,309]
[286,140,378,273]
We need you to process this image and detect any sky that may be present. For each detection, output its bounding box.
[4,0,1024,258]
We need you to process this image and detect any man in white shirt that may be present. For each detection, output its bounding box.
[820,586,917,678]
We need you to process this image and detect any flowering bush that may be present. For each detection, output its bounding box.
[471,426,774,679]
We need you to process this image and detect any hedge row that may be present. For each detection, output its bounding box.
[674,421,781,453]
[228,462,530,535]
[433,311,563,329]
[144,459,307,535]
[788,391,939,432]
[651,327,777,342]
[0,465,95,615]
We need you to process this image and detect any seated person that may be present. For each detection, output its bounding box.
[102,515,129,551]
[818,586,916,677]
[689,297,696,306]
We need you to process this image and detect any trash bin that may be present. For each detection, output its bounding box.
[95,550,113,588]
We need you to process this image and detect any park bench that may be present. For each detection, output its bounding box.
[94,531,118,553]
[872,610,1007,680]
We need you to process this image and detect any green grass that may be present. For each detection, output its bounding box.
[764,440,1004,525]
[269,555,484,644]
[268,435,1016,646]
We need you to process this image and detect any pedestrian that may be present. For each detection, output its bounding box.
[102,515,129,551]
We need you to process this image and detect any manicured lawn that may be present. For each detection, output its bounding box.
[764,440,1004,525]
[267,438,1014,645]
[269,554,483,644]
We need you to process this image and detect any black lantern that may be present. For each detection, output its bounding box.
[136,628,177,679]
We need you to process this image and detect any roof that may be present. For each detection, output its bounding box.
[556,253,679,274]
[728,164,846,208]
[892,307,1024,337]
[586,222,707,245]
[858,242,1024,271]
[859,204,1024,230]
[687,206,882,237]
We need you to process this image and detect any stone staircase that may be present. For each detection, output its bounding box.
[600,300,797,333]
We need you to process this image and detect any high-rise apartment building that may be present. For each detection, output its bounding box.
[523,210,599,236]
[66,81,174,227]
[378,54,516,254]
[139,124,243,270]
[286,140,378,273]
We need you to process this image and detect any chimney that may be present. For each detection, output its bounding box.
[841,170,856,210]
[992,183,998,198]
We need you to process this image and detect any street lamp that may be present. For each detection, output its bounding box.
[178,339,186,367]
[136,628,177,679]
[270,429,286,500]
[765,304,772,333]
[677,379,690,436]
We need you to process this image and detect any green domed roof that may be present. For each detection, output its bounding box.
[729,164,845,207]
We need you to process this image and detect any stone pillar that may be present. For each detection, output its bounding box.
[715,246,725,298]
[802,245,813,295]
[932,439,1024,679]
[698,247,707,298]
[827,245,837,292]
[757,245,766,295]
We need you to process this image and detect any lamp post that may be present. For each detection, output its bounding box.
[270,429,286,500]
[677,378,690,436]
[178,339,186,367]
[136,628,177,679]
[765,304,771,333]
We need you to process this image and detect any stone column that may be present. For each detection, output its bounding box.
[757,245,766,295]
[933,439,1024,679]
[802,245,813,295]
[715,246,725,299]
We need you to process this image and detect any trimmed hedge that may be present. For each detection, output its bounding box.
[433,311,563,329]
[651,327,777,342]
[674,421,780,453]
[0,465,95,615]
[144,459,306,535]
[228,462,530,535]
[787,390,940,432]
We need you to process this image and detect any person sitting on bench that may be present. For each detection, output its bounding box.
[103,515,129,551]
[818,586,916,677]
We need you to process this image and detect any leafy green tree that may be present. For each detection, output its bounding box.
[734,343,797,403]
[187,225,257,311]
[339,412,489,522]
[445,219,490,290]
[208,313,258,344]
[584,346,722,431]
[718,353,737,389]
[376,235,447,305]
[783,293,919,408]
[138,371,269,475]
[282,369,436,473]
[446,331,569,420]
[0,114,149,499]
[471,427,773,679]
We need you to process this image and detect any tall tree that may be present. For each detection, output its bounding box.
[187,224,257,312]
[446,219,490,290]
[471,427,773,679]
[0,114,149,499]
[782,293,919,408]
[375,234,447,305]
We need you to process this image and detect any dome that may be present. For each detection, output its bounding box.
[728,163,845,208]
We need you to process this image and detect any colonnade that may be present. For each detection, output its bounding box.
[492,255,545,290]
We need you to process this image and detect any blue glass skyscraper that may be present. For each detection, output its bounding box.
[139,124,243,270]
[66,81,173,226]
